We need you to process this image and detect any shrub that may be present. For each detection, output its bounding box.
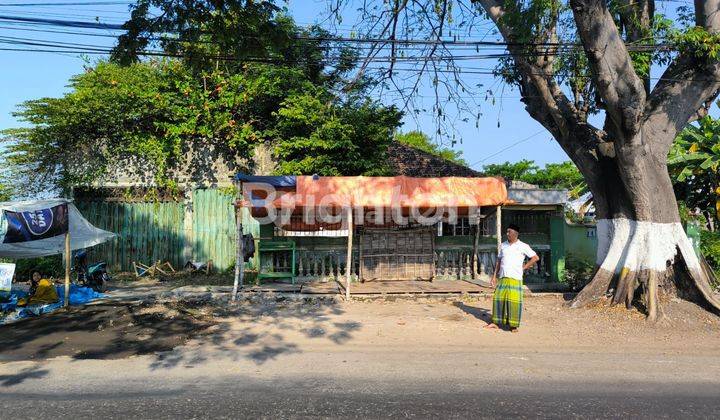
[13,256,64,283]
[700,230,720,289]
[564,252,595,291]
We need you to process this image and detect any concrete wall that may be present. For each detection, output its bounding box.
[564,222,597,263]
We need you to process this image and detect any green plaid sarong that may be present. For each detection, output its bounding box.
[491,277,523,328]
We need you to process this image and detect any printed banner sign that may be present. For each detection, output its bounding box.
[2,204,69,244]
[0,263,15,294]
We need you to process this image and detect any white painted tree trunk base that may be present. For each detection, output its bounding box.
[571,218,720,314]
[595,218,699,273]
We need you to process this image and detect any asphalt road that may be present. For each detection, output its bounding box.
[3,297,720,418]
[1,374,719,419]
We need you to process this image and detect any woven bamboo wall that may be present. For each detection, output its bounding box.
[359,227,435,281]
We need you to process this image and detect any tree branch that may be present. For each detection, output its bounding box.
[614,0,655,94]
[474,1,593,155]
[644,0,720,153]
[696,0,720,29]
[570,0,647,140]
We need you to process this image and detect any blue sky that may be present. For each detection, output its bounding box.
[0,0,713,171]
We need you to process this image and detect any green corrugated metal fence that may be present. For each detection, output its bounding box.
[76,188,259,272]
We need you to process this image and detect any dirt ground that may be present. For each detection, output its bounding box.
[0,300,216,361]
[112,271,238,287]
[184,293,720,364]
[3,289,720,363]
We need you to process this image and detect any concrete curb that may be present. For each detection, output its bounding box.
[97,285,577,304]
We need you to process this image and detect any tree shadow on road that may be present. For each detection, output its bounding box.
[0,295,362,370]
[0,366,49,387]
[0,301,214,362]
[148,296,361,370]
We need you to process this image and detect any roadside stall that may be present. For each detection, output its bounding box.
[232,175,507,298]
[0,199,116,323]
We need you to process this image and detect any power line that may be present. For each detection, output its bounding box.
[0,34,117,50]
[2,14,716,86]
[469,130,547,168]
[0,1,131,6]
[0,10,128,23]
[0,42,717,86]
[0,24,124,37]
[0,14,124,29]
[0,14,671,51]
[1,5,132,15]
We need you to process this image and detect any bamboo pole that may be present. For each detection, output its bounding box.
[64,232,70,307]
[345,207,353,299]
[472,208,481,279]
[232,182,244,301]
[496,205,502,254]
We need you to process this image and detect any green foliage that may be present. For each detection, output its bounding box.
[273,93,402,175]
[668,116,720,225]
[528,161,586,195]
[0,182,10,202]
[113,1,290,71]
[671,26,720,62]
[700,230,720,286]
[481,159,587,197]
[4,61,185,191]
[492,1,713,122]
[114,1,369,89]
[3,62,400,193]
[677,200,708,227]
[563,252,594,291]
[494,0,564,87]
[499,0,562,45]
[482,159,539,181]
[394,131,466,165]
[3,4,400,193]
[0,154,10,201]
[13,256,64,282]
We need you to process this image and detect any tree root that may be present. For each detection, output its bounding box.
[646,270,658,322]
[677,245,720,313]
[612,268,637,309]
[570,266,613,308]
[571,221,720,318]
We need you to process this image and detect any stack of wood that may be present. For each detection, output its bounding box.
[133,261,176,278]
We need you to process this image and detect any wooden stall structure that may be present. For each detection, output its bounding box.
[233,175,508,297]
[359,227,435,282]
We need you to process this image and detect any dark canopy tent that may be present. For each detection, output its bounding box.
[0,198,115,306]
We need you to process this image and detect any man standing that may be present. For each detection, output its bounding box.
[485,223,539,332]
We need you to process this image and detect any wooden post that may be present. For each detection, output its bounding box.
[345,207,353,299]
[472,208,481,279]
[496,205,502,254]
[64,232,70,307]
[232,182,244,301]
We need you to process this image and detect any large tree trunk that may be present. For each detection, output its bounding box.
[469,0,720,318]
[570,143,720,318]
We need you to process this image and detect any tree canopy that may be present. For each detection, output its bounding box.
[2,6,402,194]
[482,159,587,197]
[0,182,10,202]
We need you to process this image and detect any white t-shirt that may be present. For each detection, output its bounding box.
[498,240,537,280]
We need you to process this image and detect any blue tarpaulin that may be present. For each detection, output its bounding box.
[0,284,104,325]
